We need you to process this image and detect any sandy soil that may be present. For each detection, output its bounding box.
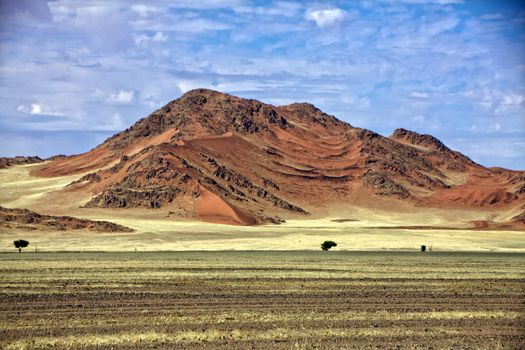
[0,164,524,252]
[195,185,257,225]
[0,251,524,349]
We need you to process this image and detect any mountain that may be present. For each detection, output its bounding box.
[32,89,525,226]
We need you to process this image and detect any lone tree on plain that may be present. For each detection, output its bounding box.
[14,239,29,253]
[321,241,337,251]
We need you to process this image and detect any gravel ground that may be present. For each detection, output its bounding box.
[0,251,524,349]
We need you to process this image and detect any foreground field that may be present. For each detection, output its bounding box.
[0,251,524,349]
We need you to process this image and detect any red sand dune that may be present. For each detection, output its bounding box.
[195,185,257,226]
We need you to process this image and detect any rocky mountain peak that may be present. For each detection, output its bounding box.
[390,128,448,152]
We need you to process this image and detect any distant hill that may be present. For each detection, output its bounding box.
[0,156,43,169]
[0,206,132,232]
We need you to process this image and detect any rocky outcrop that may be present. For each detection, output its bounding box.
[391,128,450,152]
[390,128,477,171]
[0,156,43,169]
[0,206,132,232]
[100,89,296,151]
[358,128,452,193]
[68,172,101,187]
[362,170,411,198]
[85,186,181,209]
[206,157,307,213]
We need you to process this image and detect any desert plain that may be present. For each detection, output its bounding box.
[1,251,524,349]
[1,163,524,252]
[1,158,524,349]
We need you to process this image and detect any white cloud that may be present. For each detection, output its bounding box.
[177,80,214,94]
[306,8,346,28]
[17,103,64,116]
[134,31,168,45]
[131,4,162,18]
[410,91,428,98]
[107,90,134,104]
[131,16,231,33]
[153,31,168,42]
[134,34,149,45]
[424,17,460,37]
[494,93,525,115]
[488,122,501,132]
[501,93,524,106]
[167,0,245,9]
[480,13,503,21]
[478,88,495,109]
[104,112,126,130]
[233,2,303,17]
[30,103,42,114]
[381,0,464,4]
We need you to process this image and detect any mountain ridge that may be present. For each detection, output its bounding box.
[28,89,525,226]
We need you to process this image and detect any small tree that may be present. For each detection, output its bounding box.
[14,239,29,253]
[321,241,337,251]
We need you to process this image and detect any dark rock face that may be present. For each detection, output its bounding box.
[392,128,449,152]
[508,174,525,195]
[285,103,344,128]
[390,128,477,171]
[68,172,101,187]
[362,170,411,198]
[206,157,307,214]
[100,89,296,151]
[0,156,43,169]
[85,186,181,209]
[83,151,189,209]
[0,206,132,232]
[358,129,450,192]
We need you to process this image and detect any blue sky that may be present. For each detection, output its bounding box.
[0,0,524,169]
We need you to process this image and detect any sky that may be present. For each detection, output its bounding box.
[0,0,524,169]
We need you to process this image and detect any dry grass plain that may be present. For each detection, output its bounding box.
[1,164,525,253]
[0,251,524,349]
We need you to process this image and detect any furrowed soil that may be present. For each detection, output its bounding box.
[0,251,524,349]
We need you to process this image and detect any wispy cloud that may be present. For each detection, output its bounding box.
[411,92,429,98]
[379,0,464,4]
[305,8,346,28]
[17,103,64,116]
[107,90,135,104]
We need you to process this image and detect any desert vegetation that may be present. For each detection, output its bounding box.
[0,251,523,349]
[13,239,29,253]
[321,240,337,250]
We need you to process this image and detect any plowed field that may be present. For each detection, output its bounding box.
[1,251,524,349]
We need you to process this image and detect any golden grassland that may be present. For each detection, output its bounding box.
[0,251,524,349]
[1,164,524,253]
